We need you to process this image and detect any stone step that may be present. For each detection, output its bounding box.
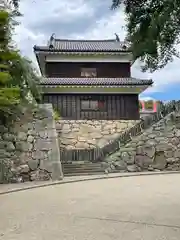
[62,163,103,169]
[63,166,104,172]
[62,162,105,176]
[63,168,104,173]
[64,172,106,177]
[63,164,103,169]
[63,168,105,174]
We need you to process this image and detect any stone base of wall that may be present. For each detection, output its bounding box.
[103,113,180,173]
[0,104,63,183]
[56,120,139,150]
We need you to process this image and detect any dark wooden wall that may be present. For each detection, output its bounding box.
[42,94,139,120]
[45,62,131,78]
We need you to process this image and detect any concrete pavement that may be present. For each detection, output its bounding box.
[1,174,180,239]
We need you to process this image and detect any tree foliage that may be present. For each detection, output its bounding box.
[111,0,180,72]
[0,1,41,123]
[0,9,20,121]
[10,56,42,102]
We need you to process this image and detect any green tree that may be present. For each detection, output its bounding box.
[111,0,180,72]
[0,1,41,123]
[0,9,21,122]
[10,56,42,103]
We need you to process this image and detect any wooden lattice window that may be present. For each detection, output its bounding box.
[81,100,105,111]
[81,68,97,77]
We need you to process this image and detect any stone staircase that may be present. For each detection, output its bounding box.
[62,162,107,176]
[61,113,180,176]
[59,102,180,176]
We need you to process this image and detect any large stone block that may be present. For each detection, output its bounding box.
[145,139,157,146]
[3,133,16,142]
[141,145,155,158]
[28,160,39,170]
[156,143,173,152]
[166,158,179,164]
[27,129,37,136]
[121,151,135,165]
[27,135,34,143]
[5,142,15,152]
[174,149,180,158]
[40,159,53,173]
[164,150,174,158]
[127,165,138,172]
[0,126,8,133]
[135,155,154,169]
[17,132,27,141]
[75,141,90,149]
[0,149,11,158]
[15,141,32,152]
[34,139,52,151]
[17,164,30,173]
[152,151,167,170]
[21,123,34,131]
[112,160,127,171]
[170,137,180,146]
[32,150,47,160]
[105,151,121,162]
[175,129,180,137]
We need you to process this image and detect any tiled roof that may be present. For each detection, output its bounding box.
[40,78,153,86]
[34,39,129,52]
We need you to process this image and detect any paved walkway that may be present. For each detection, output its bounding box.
[1,174,180,239]
[1,171,180,195]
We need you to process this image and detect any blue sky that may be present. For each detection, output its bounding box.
[13,0,180,101]
[147,85,180,101]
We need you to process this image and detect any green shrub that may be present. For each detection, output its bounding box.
[53,109,60,120]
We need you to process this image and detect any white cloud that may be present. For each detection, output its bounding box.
[13,24,46,61]
[71,8,126,40]
[143,58,180,94]
[13,0,97,61]
[20,0,95,27]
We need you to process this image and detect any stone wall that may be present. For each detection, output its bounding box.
[0,104,63,183]
[104,112,180,173]
[56,120,139,150]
